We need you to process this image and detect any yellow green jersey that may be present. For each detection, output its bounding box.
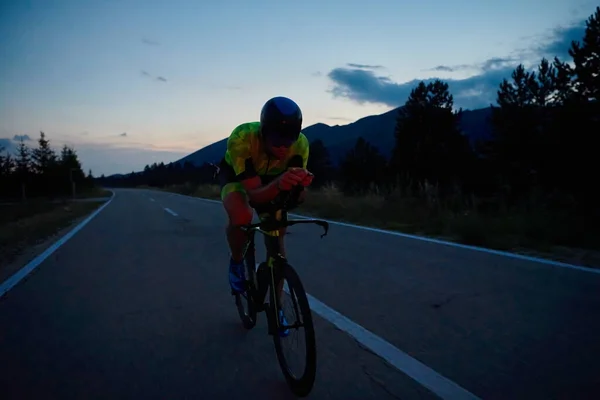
[224,121,309,181]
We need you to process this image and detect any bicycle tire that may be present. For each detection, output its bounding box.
[271,263,317,397]
[234,257,257,330]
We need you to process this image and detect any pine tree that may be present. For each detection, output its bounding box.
[568,6,600,102]
[340,137,387,194]
[306,139,333,188]
[31,131,58,175]
[15,139,31,200]
[390,79,472,194]
[0,149,15,177]
[58,144,86,195]
[559,6,600,215]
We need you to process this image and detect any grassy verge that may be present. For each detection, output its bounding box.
[0,200,105,269]
[140,182,600,267]
[74,186,112,199]
[0,187,112,204]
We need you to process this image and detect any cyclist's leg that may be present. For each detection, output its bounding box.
[219,157,254,293]
[222,184,254,293]
[223,187,253,261]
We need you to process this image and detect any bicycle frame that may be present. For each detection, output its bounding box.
[232,187,325,396]
[238,188,329,326]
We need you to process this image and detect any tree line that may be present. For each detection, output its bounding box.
[95,160,219,188]
[0,132,95,201]
[98,7,598,220]
[336,7,598,217]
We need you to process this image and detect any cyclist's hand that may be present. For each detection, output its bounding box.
[288,167,313,186]
[277,170,303,191]
[300,172,314,187]
[287,167,308,178]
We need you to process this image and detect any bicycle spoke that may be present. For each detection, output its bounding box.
[272,263,317,397]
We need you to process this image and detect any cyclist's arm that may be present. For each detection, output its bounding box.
[241,175,280,204]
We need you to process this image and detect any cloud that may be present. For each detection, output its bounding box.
[533,23,586,60]
[13,134,32,141]
[0,138,13,152]
[141,70,168,82]
[429,65,457,72]
[311,71,322,77]
[328,66,511,110]
[327,17,588,110]
[142,38,160,46]
[429,57,518,74]
[1,135,33,152]
[119,132,127,137]
[326,116,355,122]
[346,63,384,70]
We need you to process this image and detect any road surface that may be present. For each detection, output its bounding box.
[1,188,599,399]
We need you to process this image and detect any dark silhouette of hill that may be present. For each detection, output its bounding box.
[172,106,493,169]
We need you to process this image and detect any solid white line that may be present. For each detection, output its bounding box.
[164,207,178,217]
[0,191,116,298]
[144,189,599,274]
[278,280,481,400]
[176,193,597,273]
[285,215,600,275]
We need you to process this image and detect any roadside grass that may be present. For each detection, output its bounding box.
[0,200,105,269]
[0,186,112,204]
[74,186,112,199]
[138,182,600,267]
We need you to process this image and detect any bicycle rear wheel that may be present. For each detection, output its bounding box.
[234,258,257,330]
[271,263,317,397]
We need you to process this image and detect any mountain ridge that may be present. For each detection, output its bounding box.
[110,105,494,177]
[173,105,493,168]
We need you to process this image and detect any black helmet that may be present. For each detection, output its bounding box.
[260,96,303,147]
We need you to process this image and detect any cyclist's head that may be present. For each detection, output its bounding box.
[260,96,302,157]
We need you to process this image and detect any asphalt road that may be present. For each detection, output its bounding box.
[1,188,599,399]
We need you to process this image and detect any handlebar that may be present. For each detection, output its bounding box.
[243,183,329,239]
[242,215,329,239]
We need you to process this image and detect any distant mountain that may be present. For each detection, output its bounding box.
[171,106,494,169]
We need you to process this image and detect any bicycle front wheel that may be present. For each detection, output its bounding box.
[271,263,317,397]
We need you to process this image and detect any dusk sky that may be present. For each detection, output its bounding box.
[0,0,593,176]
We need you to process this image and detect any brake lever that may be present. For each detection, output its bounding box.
[316,220,329,238]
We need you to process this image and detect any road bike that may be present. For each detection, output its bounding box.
[232,185,329,397]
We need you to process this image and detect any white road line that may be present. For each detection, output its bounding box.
[0,191,116,298]
[158,190,598,275]
[164,207,178,217]
[149,198,155,202]
[307,293,480,400]
[279,278,481,399]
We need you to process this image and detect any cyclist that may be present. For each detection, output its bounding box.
[217,96,313,333]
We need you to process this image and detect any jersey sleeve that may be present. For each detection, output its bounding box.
[298,133,309,168]
[227,124,257,179]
